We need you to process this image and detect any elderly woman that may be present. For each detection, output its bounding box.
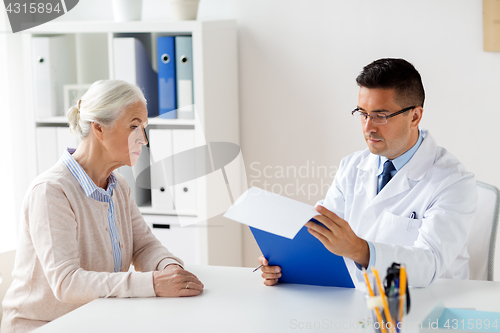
[1,80,203,333]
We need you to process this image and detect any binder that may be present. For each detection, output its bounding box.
[113,37,159,118]
[32,35,77,118]
[172,129,197,211]
[149,129,175,211]
[117,144,151,207]
[157,36,177,119]
[113,37,155,205]
[175,36,194,119]
[224,187,355,288]
[143,215,200,264]
[116,137,151,207]
[35,127,79,174]
[56,127,79,157]
[36,128,58,174]
[118,166,138,204]
[250,225,355,288]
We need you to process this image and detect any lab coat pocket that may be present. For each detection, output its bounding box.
[378,211,422,246]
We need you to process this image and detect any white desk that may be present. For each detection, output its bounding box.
[33,265,500,333]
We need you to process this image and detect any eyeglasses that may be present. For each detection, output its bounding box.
[143,128,149,147]
[351,106,416,125]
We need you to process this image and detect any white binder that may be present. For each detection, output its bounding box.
[35,127,58,174]
[113,37,137,84]
[56,127,79,156]
[32,35,76,118]
[35,127,79,174]
[172,129,197,212]
[143,215,200,264]
[149,129,175,211]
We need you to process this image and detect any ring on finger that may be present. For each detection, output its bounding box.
[185,282,190,289]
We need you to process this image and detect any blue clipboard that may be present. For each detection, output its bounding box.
[250,221,355,288]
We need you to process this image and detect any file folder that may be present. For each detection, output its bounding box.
[137,139,247,226]
[224,187,355,288]
[113,37,159,118]
[143,215,200,264]
[131,146,152,207]
[149,129,175,211]
[114,36,156,204]
[157,36,177,119]
[175,36,194,119]
[35,127,58,174]
[420,302,500,333]
[251,225,355,288]
[172,129,197,211]
[32,35,77,118]
[56,127,79,158]
[36,127,79,174]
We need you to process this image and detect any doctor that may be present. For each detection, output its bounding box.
[259,58,477,287]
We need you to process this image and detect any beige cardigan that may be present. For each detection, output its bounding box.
[1,160,183,333]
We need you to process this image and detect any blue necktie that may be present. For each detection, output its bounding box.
[379,160,395,193]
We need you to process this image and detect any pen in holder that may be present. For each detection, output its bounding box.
[366,293,406,333]
[363,264,410,333]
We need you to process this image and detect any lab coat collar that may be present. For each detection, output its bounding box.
[356,129,436,204]
[404,129,435,181]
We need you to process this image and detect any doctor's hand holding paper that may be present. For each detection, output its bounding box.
[305,205,370,267]
[260,58,477,288]
[258,204,370,286]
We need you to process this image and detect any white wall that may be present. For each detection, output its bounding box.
[0,6,24,253]
[201,0,500,266]
[4,0,500,266]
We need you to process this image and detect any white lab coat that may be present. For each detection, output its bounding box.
[320,129,477,287]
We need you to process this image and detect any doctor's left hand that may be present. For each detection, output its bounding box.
[306,205,370,268]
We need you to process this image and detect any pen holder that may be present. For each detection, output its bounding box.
[366,294,407,333]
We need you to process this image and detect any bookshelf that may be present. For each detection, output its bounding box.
[22,20,243,267]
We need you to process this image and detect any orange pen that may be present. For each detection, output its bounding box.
[399,265,407,323]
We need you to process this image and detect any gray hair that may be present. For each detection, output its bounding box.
[67,80,147,140]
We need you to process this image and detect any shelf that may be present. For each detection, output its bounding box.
[148,118,195,126]
[36,117,69,125]
[35,116,195,127]
[25,19,242,266]
[23,20,236,34]
[139,205,197,217]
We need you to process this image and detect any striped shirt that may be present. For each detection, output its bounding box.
[61,150,122,272]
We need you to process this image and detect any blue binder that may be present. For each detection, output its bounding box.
[157,36,177,119]
[250,222,355,288]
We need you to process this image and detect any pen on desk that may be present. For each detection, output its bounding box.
[253,264,263,272]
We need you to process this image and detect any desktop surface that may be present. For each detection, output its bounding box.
[32,265,500,333]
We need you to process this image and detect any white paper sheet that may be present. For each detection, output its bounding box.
[223,187,318,239]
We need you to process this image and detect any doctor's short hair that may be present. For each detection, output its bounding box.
[67,80,147,139]
[356,58,425,108]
